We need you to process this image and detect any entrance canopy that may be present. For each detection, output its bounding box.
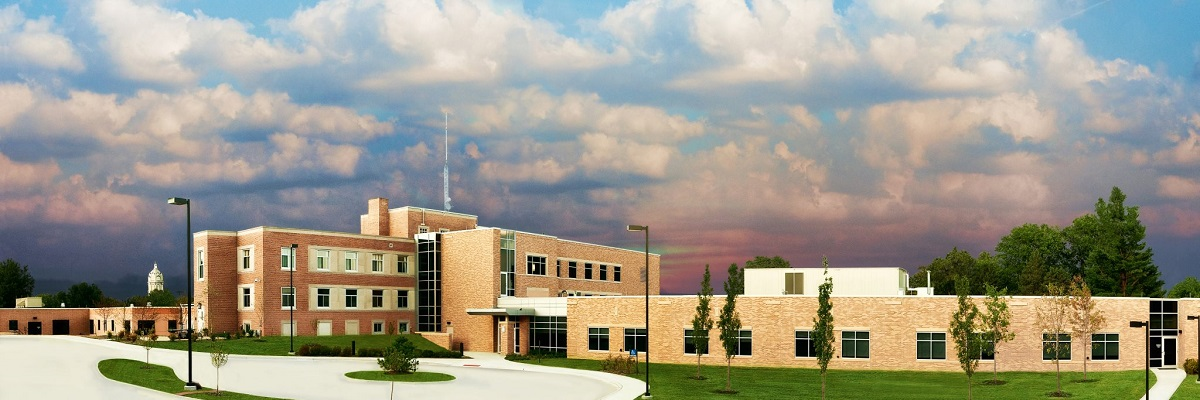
[465,308,537,316]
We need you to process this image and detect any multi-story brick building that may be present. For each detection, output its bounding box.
[192,197,661,354]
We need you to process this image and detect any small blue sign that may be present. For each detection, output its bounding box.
[630,348,637,356]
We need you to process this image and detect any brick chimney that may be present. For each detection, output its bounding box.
[361,197,390,236]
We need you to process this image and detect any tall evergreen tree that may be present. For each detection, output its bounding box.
[812,256,835,400]
[691,265,714,379]
[717,263,742,393]
[1064,187,1163,297]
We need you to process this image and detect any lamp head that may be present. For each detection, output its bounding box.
[167,197,189,205]
[626,224,647,232]
[1188,315,1199,321]
[1129,321,1148,328]
[291,243,298,249]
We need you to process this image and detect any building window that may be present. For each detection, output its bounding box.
[418,225,429,234]
[397,321,409,333]
[685,329,710,355]
[977,333,996,360]
[397,290,410,309]
[372,289,384,308]
[841,331,870,359]
[281,287,295,310]
[624,328,648,354]
[316,250,329,270]
[1043,333,1071,361]
[344,252,358,272]
[584,263,593,280]
[527,255,546,275]
[556,260,561,277]
[397,255,409,274]
[197,250,205,279]
[917,332,947,360]
[530,316,567,354]
[589,327,610,351]
[240,248,253,271]
[784,272,804,294]
[345,289,358,309]
[1092,333,1119,361]
[795,330,816,357]
[600,264,608,281]
[373,321,385,334]
[735,330,753,356]
[281,247,293,270]
[316,288,330,308]
[568,261,578,279]
[240,286,253,309]
[500,231,515,297]
[371,254,384,272]
[614,265,621,282]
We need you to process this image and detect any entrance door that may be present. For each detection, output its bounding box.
[1163,337,1177,367]
[27,321,41,335]
[52,320,70,335]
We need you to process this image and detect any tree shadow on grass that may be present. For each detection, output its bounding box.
[714,389,739,395]
[1046,390,1072,398]
[1069,378,1099,383]
[981,379,1008,386]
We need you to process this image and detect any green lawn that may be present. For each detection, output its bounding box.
[344,370,455,382]
[1173,376,1199,400]
[519,358,1155,400]
[141,334,448,356]
[98,359,285,400]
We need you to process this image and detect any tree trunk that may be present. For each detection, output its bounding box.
[1055,359,1061,394]
[967,375,972,400]
[992,353,998,382]
[725,358,732,392]
[696,353,701,379]
[820,372,826,400]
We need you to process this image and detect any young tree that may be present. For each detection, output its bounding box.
[717,263,742,393]
[811,257,835,400]
[139,334,156,367]
[980,284,1015,384]
[690,265,714,379]
[210,342,229,395]
[1068,276,1105,381]
[950,278,982,400]
[0,258,35,308]
[1037,283,1072,396]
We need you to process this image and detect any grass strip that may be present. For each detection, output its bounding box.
[98,358,287,400]
[519,358,1154,400]
[345,370,455,382]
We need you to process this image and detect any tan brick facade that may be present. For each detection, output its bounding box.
[567,296,1199,372]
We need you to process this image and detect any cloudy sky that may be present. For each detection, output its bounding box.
[1,0,1198,297]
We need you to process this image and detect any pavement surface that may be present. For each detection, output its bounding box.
[1141,367,1187,400]
[0,335,644,400]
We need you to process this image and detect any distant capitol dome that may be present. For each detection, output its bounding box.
[148,262,165,294]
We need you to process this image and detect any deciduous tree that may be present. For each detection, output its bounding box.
[717,263,742,393]
[1068,276,1105,380]
[1167,277,1200,298]
[950,278,982,400]
[691,265,714,379]
[995,224,1073,295]
[210,342,229,395]
[981,284,1015,384]
[812,257,835,400]
[1037,283,1072,396]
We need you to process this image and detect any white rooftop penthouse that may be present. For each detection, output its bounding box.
[743,267,932,296]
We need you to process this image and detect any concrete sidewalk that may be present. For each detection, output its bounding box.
[0,336,643,400]
[1141,367,1187,400]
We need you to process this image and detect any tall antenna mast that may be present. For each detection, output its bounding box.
[443,112,451,211]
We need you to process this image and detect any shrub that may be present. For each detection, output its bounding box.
[504,353,531,361]
[297,343,336,357]
[378,337,420,374]
[600,353,637,375]
[339,346,355,357]
[357,347,384,357]
[418,349,462,358]
[1185,358,1199,376]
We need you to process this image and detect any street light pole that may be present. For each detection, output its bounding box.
[289,243,297,355]
[168,197,199,390]
[1130,320,1148,400]
[626,224,650,399]
[1189,315,1199,383]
